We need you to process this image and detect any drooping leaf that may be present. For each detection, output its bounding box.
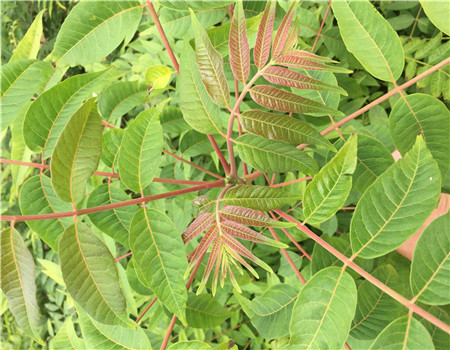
[50,316,86,350]
[239,110,334,150]
[191,10,230,108]
[369,315,435,350]
[23,70,107,158]
[59,222,129,326]
[389,93,450,179]
[186,293,232,328]
[87,183,138,248]
[145,65,173,89]
[263,66,347,95]
[19,175,73,251]
[229,1,250,83]
[331,0,404,82]
[271,1,299,59]
[350,136,441,259]
[253,1,276,68]
[101,129,124,170]
[220,205,295,228]
[78,308,151,350]
[420,1,450,36]
[289,267,357,349]
[179,40,223,135]
[51,98,103,204]
[410,210,450,305]
[222,185,301,211]
[250,85,343,116]
[1,60,54,131]
[274,54,352,74]
[9,10,44,62]
[303,134,357,224]
[247,284,298,339]
[0,227,44,345]
[129,209,188,324]
[98,81,149,123]
[51,1,143,67]
[118,104,164,193]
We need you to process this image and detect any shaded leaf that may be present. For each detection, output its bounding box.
[253,1,276,68]
[101,129,124,170]
[229,0,250,83]
[186,293,232,328]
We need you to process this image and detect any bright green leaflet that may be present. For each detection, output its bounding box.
[303,134,357,225]
[23,70,107,158]
[1,59,54,131]
[389,93,450,180]
[186,293,232,328]
[222,185,302,211]
[0,227,43,345]
[51,1,143,67]
[118,104,164,193]
[235,134,319,175]
[145,65,173,89]
[51,99,103,204]
[239,110,334,150]
[19,175,73,251]
[247,284,298,339]
[58,223,129,326]
[98,81,149,123]
[350,136,440,259]
[369,315,435,350]
[332,1,404,82]
[78,308,151,350]
[420,1,450,36]
[411,211,450,305]
[87,183,137,249]
[9,10,44,62]
[289,267,357,349]
[129,209,188,325]
[50,316,86,350]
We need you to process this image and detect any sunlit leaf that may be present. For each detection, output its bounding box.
[420,1,450,36]
[9,10,44,62]
[145,65,173,89]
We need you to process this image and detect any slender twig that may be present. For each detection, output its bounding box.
[275,210,450,334]
[311,1,331,53]
[163,150,224,179]
[271,176,312,188]
[207,135,230,175]
[135,297,157,323]
[114,252,132,262]
[408,6,422,41]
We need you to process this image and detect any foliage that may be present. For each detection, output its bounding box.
[1,1,449,349]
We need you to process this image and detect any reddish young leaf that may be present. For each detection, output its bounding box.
[229,1,250,83]
[211,244,224,296]
[274,55,352,74]
[184,225,218,279]
[221,219,288,248]
[283,50,337,62]
[263,66,347,95]
[272,1,299,59]
[250,85,343,116]
[182,212,215,244]
[254,1,276,69]
[197,238,222,294]
[221,205,295,228]
[281,15,300,55]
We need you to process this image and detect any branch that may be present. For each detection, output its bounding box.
[207,135,230,175]
[311,1,331,53]
[271,176,312,188]
[163,150,224,179]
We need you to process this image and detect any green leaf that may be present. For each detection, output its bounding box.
[350,136,441,259]
[161,106,189,134]
[126,259,153,296]
[129,209,188,325]
[0,227,44,345]
[101,129,124,169]
[250,85,343,116]
[118,104,164,193]
[179,40,223,135]
[160,0,233,12]
[331,0,404,82]
[186,293,232,328]
[168,341,211,350]
[59,222,129,326]
[417,305,450,350]
[145,65,173,89]
[247,284,298,339]
[220,205,295,228]
[87,183,138,248]
[191,10,230,108]
[229,0,250,83]
[420,1,450,36]
[19,175,73,251]
[239,110,334,150]
[222,185,301,211]
[389,93,450,180]
[369,315,434,350]
[98,81,149,123]
[78,308,151,350]
[1,60,54,131]
[51,1,143,67]
[410,210,450,305]
[51,98,103,204]
[9,10,44,62]
[303,134,357,224]
[50,316,86,350]
[23,70,107,158]
[235,134,319,175]
[311,234,353,275]
[289,267,357,349]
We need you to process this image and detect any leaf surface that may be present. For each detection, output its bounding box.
[101,129,124,170]
[272,2,298,58]
[274,54,352,74]
[186,293,232,328]
[9,10,44,62]
[145,65,173,89]
[253,1,276,68]
[220,205,295,228]
[50,316,86,350]
[229,1,250,83]
[420,1,450,36]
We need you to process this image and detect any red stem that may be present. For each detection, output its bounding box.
[114,252,132,262]
[271,176,312,188]
[163,150,223,179]
[145,0,179,75]
[1,180,224,222]
[135,297,157,323]
[275,210,450,334]
[207,135,230,175]
[311,1,331,53]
